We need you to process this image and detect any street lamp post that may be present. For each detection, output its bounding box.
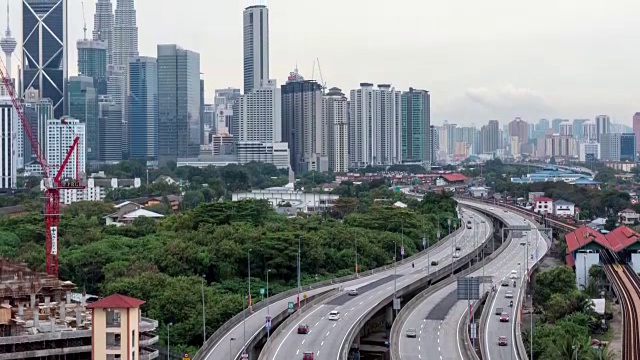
[229,337,236,360]
[401,220,405,261]
[242,294,247,347]
[393,241,398,318]
[355,233,358,278]
[266,269,272,339]
[167,322,173,360]
[298,236,302,308]
[247,249,252,312]
[201,274,206,346]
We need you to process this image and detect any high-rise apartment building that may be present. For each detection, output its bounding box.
[633,112,640,152]
[243,5,269,94]
[583,120,597,142]
[97,95,123,162]
[200,77,205,145]
[559,120,572,136]
[106,64,126,156]
[128,56,158,160]
[596,115,610,142]
[46,118,86,180]
[215,88,241,106]
[600,133,620,162]
[480,120,500,154]
[443,121,457,155]
[22,88,53,166]
[281,71,326,172]
[551,119,564,134]
[68,76,98,161]
[429,125,438,164]
[0,100,17,190]
[400,88,430,165]
[349,83,401,168]
[573,119,588,140]
[22,0,67,118]
[157,44,201,163]
[77,40,108,94]
[322,87,349,173]
[534,119,549,139]
[232,79,281,143]
[93,0,114,65]
[508,117,529,155]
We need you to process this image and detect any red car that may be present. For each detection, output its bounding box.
[498,336,508,346]
[297,324,309,334]
[500,313,509,322]
[302,352,314,360]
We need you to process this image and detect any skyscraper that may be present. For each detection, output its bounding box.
[157,44,201,163]
[243,5,269,94]
[77,40,108,94]
[400,88,430,165]
[480,120,500,154]
[106,64,126,155]
[322,87,349,173]
[0,100,17,190]
[232,79,281,143]
[633,113,640,152]
[68,76,98,161]
[129,56,158,160]
[97,95,123,162]
[281,70,326,172]
[429,125,438,164]
[22,0,67,118]
[92,0,114,65]
[508,117,529,155]
[621,133,636,162]
[22,88,53,166]
[595,115,610,142]
[46,118,86,180]
[349,83,401,168]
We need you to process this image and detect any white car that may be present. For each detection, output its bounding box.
[453,252,460,258]
[328,311,340,321]
[510,271,518,279]
[505,291,514,299]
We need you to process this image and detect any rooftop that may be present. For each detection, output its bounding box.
[565,225,640,253]
[441,173,468,182]
[86,294,145,309]
[534,196,553,202]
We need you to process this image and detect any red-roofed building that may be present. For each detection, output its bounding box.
[88,294,146,360]
[436,173,468,186]
[533,197,553,214]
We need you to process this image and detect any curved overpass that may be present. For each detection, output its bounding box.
[260,208,492,360]
[392,201,548,360]
[197,208,475,360]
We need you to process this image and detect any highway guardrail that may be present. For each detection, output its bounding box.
[458,291,488,360]
[478,283,497,360]
[194,222,464,360]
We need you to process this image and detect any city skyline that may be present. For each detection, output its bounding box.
[4,0,639,125]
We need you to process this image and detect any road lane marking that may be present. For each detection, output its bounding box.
[272,304,326,360]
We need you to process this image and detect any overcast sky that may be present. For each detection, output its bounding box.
[9,0,640,125]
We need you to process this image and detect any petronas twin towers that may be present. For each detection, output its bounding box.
[93,0,139,69]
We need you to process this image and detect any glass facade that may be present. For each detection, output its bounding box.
[68,76,98,161]
[620,133,636,162]
[128,56,158,160]
[22,0,66,118]
[77,40,108,95]
[157,45,200,164]
[401,88,430,163]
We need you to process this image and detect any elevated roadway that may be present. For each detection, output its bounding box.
[260,208,492,360]
[199,208,480,360]
[394,201,548,360]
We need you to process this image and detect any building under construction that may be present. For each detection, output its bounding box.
[0,260,159,359]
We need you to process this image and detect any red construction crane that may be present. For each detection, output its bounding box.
[0,61,84,277]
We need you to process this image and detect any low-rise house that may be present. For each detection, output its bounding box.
[553,199,575,217]
[533,196,553,214]
[618,208,640,225]
[435,173,468,186]
[105,204,164,226]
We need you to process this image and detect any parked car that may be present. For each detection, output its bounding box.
[297,324,309,334]
[406,328,417,338]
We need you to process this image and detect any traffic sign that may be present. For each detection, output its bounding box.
[265,315,272,329]
[288,302,295,313]
[400,246,405,256]
[303,293,308,300]
[259,288,265,295]
[183,353,191,360]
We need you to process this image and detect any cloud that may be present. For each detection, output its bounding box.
[435,85,555,124]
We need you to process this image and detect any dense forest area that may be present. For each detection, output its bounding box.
[0,167,457,353]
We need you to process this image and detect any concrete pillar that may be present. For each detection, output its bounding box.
[33,310,39,328]
[65,291,71,304]
[75,308,82,327]
[385,305,393,325]
[44,296,50,315]
[17,304,23,318]
[59,302,66,321]
[30,294,35,310]
[50,317,55,333]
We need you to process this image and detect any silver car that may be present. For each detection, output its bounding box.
[406,328,417,338]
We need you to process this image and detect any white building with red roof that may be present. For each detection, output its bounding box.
[533,196,553,214]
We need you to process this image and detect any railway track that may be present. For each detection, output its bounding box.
[601,251,640,360]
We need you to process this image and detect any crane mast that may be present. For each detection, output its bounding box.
[0,58,83,277]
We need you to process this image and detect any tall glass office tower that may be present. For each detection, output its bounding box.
[22,0,67,118]
[128,56,158,160]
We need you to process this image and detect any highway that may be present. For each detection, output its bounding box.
[396,201,548,360]
[261,208,492,360]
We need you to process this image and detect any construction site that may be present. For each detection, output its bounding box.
[0,260,159,360]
